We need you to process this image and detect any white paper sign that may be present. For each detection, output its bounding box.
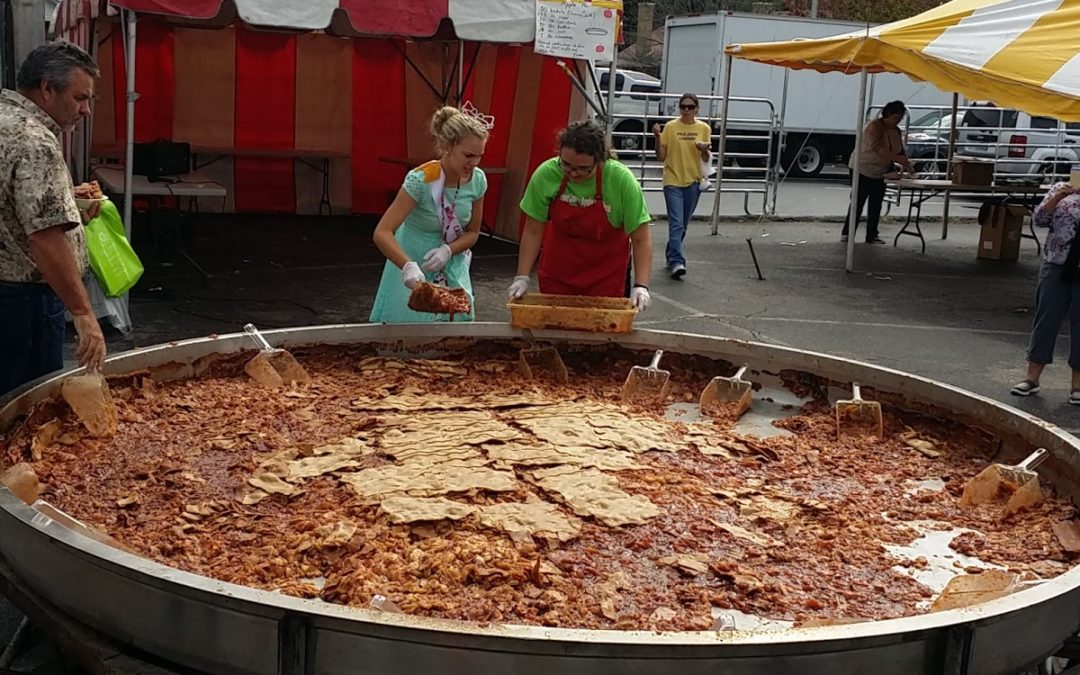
[535,0,619,61]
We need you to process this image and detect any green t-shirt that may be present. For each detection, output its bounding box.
[519,158,651,234]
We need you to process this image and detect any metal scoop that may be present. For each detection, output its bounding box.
[699,365,752,418]
[961,447,1050,507]
[835,382,883,439]
[61,368,118,437]
[621,349,671,403]
[517,329,568,384]
[243,323,311,387]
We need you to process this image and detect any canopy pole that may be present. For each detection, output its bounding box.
[604,48,618,150]
[122,10,137,238]
[845,68,868,273]
[457,41,464,103]
[941,91,959,240]
[708,52,733,236]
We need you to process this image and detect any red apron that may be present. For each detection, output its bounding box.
[537,162,631,297]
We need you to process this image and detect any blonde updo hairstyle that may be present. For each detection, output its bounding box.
[431,106,489,155]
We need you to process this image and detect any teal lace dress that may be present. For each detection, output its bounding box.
[369,164,487,323]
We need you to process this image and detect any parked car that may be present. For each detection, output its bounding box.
[904,109,958,175]
[955,103,1080,182]
[595,67,664,155]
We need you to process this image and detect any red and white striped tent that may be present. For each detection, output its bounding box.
[54,0,593,241]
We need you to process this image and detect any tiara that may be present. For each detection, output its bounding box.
[461,101,495,131]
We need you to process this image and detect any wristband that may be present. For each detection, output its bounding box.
[632,283,649,290]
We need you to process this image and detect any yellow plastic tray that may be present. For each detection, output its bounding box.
[506,292,638,333]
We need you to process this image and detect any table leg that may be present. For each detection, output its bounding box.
[892,189,915,247]
[1022,214,1042,256]
[892,189,928,253]
[319,158,332,216]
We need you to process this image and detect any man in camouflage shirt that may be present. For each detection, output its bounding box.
[0,41,106,396]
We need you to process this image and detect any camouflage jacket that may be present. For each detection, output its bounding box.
[0,90,86,284]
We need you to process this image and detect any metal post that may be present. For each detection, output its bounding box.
[11,0,45,74]
[773,67,790,215]
[845,68,868,273]
[457,40,464,103]
[810,0,819,18]
[604,48,618,150]
[941,91,959,239]
[122,9,136,239]
[709,53,734,235]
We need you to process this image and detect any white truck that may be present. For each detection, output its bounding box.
[659,12,956,176]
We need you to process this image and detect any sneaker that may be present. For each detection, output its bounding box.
[866,237,886,245]
[670,264,686,280]
[841,235,848,243]
[1010,379,1040,396]
[1070,390,1080,406]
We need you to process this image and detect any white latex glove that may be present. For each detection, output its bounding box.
[630,285,651,312]
[401,261,425,289]
[421,244,452,273]
[507,275,531,300]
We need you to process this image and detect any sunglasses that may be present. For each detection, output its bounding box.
[559,158,596,175]
[679,103,697,110]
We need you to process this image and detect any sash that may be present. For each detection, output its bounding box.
[427,165,471,285]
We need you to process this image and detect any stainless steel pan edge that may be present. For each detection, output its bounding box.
[0,323,1076,674]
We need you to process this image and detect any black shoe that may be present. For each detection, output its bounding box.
[866,237,885,244]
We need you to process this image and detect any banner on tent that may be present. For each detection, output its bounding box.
[534,0,621,61]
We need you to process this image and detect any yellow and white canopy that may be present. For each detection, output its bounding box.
[725,0,1080,121]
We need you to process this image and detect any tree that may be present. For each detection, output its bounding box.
[782,0,946,23]
[621,1,777,46]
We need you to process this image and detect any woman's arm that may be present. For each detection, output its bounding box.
[697,123,711,162]
[372,188,418,267]
[449,197,484,255]
[1033,183,1076,228]
[516,217,546,276]
[629,224,653,287]
[652,123,667,162]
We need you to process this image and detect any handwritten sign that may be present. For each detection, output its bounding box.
[535,0,621,61]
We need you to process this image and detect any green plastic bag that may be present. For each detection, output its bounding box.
[84,199,143,297]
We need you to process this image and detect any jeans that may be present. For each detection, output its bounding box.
[1027,262,1080,370]
[663,183,701,268]
[842,174,886,240]
[0,282,66,398]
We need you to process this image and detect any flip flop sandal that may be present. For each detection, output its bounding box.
[1010,379,1040,396]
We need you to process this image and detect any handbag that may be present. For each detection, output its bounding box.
[84,199,144,296]
[133,138,190,180]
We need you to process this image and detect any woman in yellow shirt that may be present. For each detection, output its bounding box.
[652,93,711,279]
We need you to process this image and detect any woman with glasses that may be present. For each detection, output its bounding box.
[507,120,653,310]
[652,93,711,279]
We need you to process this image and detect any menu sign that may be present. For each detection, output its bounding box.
[535,0,621,61]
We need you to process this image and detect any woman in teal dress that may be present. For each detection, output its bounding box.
[370,105,491,322]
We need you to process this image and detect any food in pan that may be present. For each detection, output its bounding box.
[1,343,1076,632]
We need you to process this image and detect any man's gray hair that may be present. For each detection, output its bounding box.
[16,40,99,93]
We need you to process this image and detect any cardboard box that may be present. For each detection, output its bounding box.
[977,204,1025,261]
[952,156,995,186]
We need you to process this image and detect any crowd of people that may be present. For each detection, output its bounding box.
[2,40,1078,408]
